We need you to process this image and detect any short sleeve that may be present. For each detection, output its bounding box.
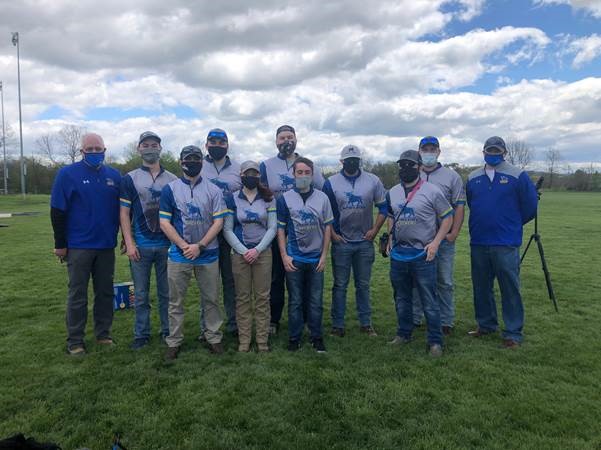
[119,174,136,208]
[312,165,325,190]
[432,187,454,219]
[374,177,387,214]
[450,171,466,206]
[224,192,236,215]
[50,168,72,211]
[385,191,394,218]
[276,196,289,229]
[159,184,175,220]
[212,189,228,219]
[322,195,334,225]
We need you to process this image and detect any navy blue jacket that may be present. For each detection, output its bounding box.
[466,161,538,247]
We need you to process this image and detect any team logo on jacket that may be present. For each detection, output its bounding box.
[343,191,364,209]
[397,206,416,224]
[279,174,295,190]
[499,176,509,184]
[106,178,115,187]
[147,186,162,200]
[243,209,261,224]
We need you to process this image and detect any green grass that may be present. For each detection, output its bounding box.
[0,192,600,449]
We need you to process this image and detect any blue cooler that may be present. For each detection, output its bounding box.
[113,282,135,311]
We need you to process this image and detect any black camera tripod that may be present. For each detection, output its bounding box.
[521,176,558,312]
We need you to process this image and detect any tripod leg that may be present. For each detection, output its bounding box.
[534,236,558,312]
[521,234,535,263]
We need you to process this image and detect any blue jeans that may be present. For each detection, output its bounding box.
[331,240,375,328]
[286,261,324,341]
[130,246,170,340]
[470,245,524,342]
[413,239,456,327]
[390,257,443,346]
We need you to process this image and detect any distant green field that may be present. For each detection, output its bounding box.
[0,192,600,449]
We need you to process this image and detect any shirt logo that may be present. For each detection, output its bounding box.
[396,205,416,224]
[147,186,162,200]
[243,209,261,223]
[106,178,115,187]
[185,202,203,221]
[299,209,317,224]
[211,178,230,192]
[83,180,90,184]
[499,176,509,184]
[279,174,295,190]
[343,191,364,209]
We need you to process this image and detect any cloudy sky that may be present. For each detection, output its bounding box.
[1,0,600,167]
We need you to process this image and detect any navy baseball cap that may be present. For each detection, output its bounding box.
[483,136,506,153]
[419,136,439,148]
[138,131,161,145]
[276,124,296,136]
[207,128,228,142]
[180,145,203,160]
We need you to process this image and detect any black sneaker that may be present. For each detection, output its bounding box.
[329,327,345,337]
[130,338,150,350]
[288,339,301,351]
[311,338,326,353]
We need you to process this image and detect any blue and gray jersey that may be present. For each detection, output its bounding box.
[259,153,325,197]
[277,188,334,263]
[159,177,227,265]
[323,170,387,243]
[201,155,242,195]
[386,182,453,261]
[120,166,177,248]
[420,163,466,207]
[225,190,276,249]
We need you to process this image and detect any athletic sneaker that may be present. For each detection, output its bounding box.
[329,327,345,337]
[288,339,301,351]
[130,338,150,350]
[429,344,443,358]
[66,344,86,356]
[388,335,413,345]
[359,325,378,337]
[311,338,327,353]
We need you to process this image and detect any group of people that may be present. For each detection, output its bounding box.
[50,126,538,359]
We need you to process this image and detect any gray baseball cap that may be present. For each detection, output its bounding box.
[180,145,203,160]
[483,136,506,153]
[397,149,421,164]
[340,144,362,160]
[240,160,260,173]
[138,131,161,145]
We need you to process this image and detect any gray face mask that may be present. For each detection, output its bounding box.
[141,150,160,164]
[295,175,312,191]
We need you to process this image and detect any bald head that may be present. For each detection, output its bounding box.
[81,133,105,152]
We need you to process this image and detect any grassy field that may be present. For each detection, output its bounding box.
[0,192,600,449]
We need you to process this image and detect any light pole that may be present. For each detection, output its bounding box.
[12,32,25,196]
[0,81,7,195]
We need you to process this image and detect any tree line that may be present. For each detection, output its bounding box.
[0,126,599,194]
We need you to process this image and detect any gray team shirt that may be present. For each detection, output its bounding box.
[420,163,466,207]
[260,153,325,197]
[201,155,242,194]
[386,181,453,253]
[323,170,387,242]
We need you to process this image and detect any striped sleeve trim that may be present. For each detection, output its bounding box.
[267,207,277,213]
[454,200,466,206]
[277,220,287,228]
[213,209,229,218]
[439,207,454,219]
[324,217,334,225]
[159,211,172,219]
[119,198,132,207]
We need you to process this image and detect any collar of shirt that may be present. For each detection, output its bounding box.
[204,155,232,170]
[276,152,299,161]
[422,162,442,175]
[180,176,203,188]
[140,165,165,175]
[340,168,362,181]
[238,189,265,203]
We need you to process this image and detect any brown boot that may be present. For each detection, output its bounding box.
[209,342,224,354]
[165,346,179,361]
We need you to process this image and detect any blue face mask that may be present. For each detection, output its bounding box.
[421,153,438,167]
[484,153,504,166]
[83,152,105,167]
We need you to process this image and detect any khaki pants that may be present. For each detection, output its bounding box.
[166,260,223,347]
[231,248,272,345]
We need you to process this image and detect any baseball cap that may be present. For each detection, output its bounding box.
[240,160,260,173]
[276,124,296,137]
[397,150,421,165]
[138,131,161,146]
[340,145,362,160]
[419,136,439,148]
[483,136,506,153]
[180,145,203,160]
[207,128,228,142]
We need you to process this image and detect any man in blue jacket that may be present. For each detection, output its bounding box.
[466,136,538,348]
[50,133,121,356]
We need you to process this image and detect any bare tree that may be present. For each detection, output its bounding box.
[36,134,59,164]
[58,125,86,164]
[545,148,562,188]
[505,138,534,169]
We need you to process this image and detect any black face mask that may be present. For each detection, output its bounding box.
[343,158,360,175]
[241,176,260,190]
[398,167,420,184]
[278,141,296,157]
[182,161,202,177]
[207,146,227,161]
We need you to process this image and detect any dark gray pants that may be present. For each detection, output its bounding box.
[66,248,115,347]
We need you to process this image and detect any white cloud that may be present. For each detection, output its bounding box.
[533,0,601,17]
[566,34,601,67]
